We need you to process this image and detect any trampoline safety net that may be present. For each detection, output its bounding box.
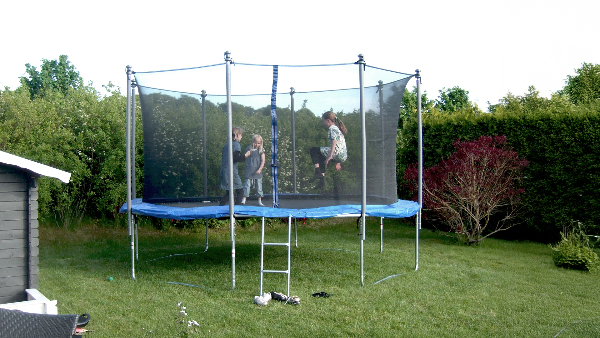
[135,62,413,208]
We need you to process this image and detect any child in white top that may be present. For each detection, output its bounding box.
[309,111,348,189]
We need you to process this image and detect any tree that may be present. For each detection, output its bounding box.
[435,86,479,113]
[399,86,432,119]
[19,55,83,98]
[489,86,573,114]
[2,63,134,224]
[398,86,435,130]
[560,62,600,105]
[404,135,529,245]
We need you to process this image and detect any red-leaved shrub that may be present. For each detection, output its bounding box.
[405,135,529,244]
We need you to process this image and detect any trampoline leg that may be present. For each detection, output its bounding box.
[259,217,265,295]
[135,216,139,261]
[380,217,384,254]
[294,218,298,248]
[204,219,209,252]
[287,216,291,298]
[231,215,235,291]
[360,216,364,286]
[415,212,420,271]
[130,232,135,280]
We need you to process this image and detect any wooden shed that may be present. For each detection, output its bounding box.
[0,151,70,305]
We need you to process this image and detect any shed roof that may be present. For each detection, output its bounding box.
[0,151,71,183]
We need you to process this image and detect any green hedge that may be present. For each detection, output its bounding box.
[398,103,600,242]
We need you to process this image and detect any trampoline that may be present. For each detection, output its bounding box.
[122,52,424,292]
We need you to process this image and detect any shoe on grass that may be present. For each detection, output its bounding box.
[270,291,288,302]
[287,296,300,305]
[254,292,272,306]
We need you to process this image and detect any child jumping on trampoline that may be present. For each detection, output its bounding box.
[241,134,266,206]
[219,127,249,205]
[309,111,348,190]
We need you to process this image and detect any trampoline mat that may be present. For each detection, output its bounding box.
[121,195,420,220]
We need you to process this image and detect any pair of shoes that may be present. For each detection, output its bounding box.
[254,292,272,306]
[313,179,325,190]
[241,197,246,205]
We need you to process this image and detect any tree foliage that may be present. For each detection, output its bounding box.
[435,86,480,113]
[489,86,573,114]
[399,86,433,123]
[1,58,139,225]
[560,62,600,105]
[405,136,528,245]
[19,55,83,99]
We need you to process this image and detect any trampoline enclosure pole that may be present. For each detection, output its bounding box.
[416,69,422,272]
[225,51,235,290]
[290,87,297,193]
[125,65,135,279]
[357,54,366,286]
[378,80,385,197]
[131,83,138,261]
[131,83,137,200]
[201,90,208,197]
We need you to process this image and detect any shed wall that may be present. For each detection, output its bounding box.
[0,165,38,304]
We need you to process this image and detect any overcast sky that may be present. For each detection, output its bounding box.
[1,0,598,109]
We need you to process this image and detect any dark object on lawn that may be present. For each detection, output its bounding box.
[0,308,90,338]
[312,292,330,298]
[76,313,90,328]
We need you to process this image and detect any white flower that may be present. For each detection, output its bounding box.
[191,320,199,327]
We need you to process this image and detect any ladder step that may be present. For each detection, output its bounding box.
[262,269,289,274]
[264,242,289,247]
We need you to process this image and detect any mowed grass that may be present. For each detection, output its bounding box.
[38,218,600,337]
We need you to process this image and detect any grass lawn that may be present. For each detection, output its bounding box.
[38,218,600,337]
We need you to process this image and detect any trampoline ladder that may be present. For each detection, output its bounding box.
[259,216,292,297]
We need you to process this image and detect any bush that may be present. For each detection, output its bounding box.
[550,225,599,271]
[398,93,600,242]
[405,135,528,245]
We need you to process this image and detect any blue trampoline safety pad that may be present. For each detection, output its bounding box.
[120,198,420,220]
